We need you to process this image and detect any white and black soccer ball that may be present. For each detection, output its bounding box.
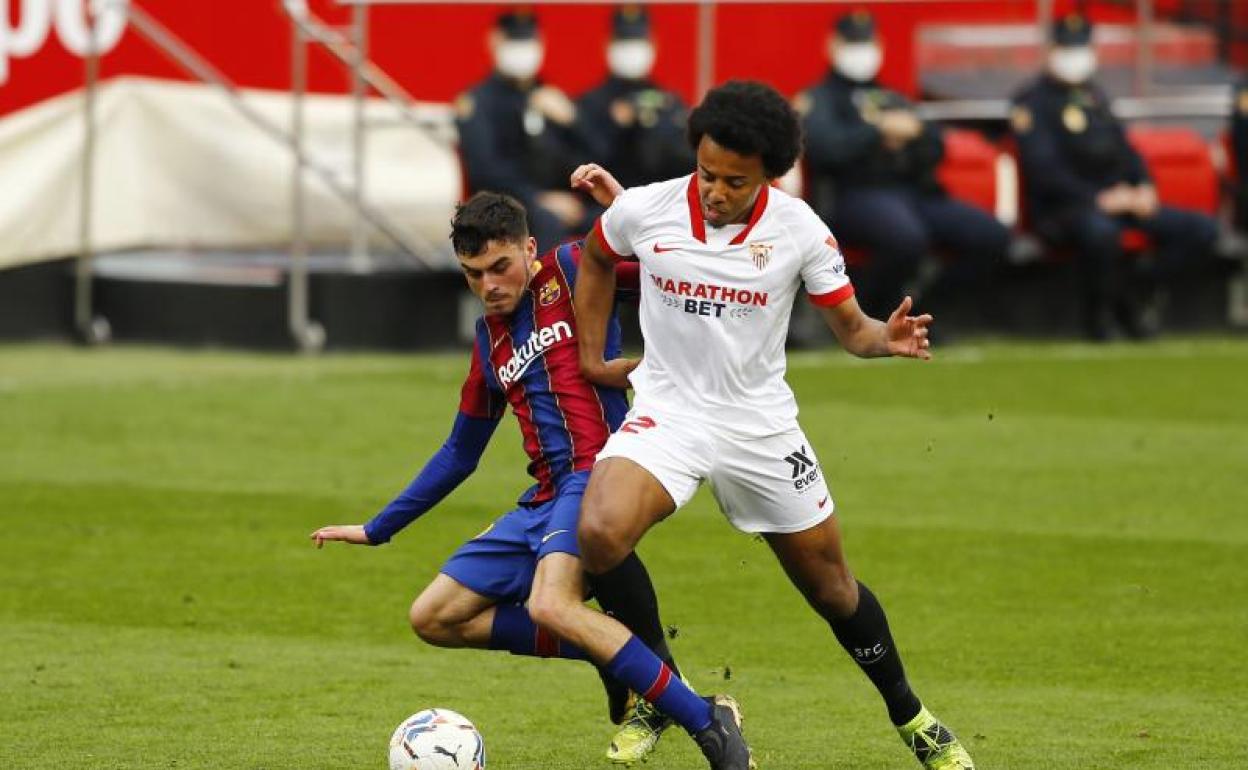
[388,708,485,770]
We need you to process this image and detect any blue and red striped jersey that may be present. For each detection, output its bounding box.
[461,240,636,504]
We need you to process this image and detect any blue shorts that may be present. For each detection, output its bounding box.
[440,471,587,603]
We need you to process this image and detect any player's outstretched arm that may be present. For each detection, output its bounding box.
[310,413,499,550]
[570,163,623,207]
[819,294,932,360]
[310,524,372,548]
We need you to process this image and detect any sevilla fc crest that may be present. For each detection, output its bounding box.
[539,277,561,306]
[749,242,773,271]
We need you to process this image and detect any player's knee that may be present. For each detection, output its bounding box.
[807,565,859,619]
[408,599,454,647]
[526,587,574,638]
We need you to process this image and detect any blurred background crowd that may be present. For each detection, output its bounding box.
[1,0,1245,349]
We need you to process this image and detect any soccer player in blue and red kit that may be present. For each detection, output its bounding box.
[310,186,686,764]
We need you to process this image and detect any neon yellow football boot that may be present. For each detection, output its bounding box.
[898,706,975,770]
[606,695,673,765]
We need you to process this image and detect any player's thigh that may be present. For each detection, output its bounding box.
[583,410,709,568]
[440,508,542,604]
[707,425,834,535]
[410,573,498,629]
[763,515,857,617]
[585,454,677,524]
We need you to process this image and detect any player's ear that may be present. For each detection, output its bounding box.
[525,236,537,260]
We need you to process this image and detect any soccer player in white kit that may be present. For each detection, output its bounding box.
[533,82,975,770]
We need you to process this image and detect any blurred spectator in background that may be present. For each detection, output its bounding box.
[796,10,1010,322]
[1012,13,1218,340]
[576,6,693,191]
[456,10,594,250]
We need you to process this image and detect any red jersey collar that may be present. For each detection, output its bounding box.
[684,174,770,245]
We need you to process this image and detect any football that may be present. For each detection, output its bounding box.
[388,708,486,770]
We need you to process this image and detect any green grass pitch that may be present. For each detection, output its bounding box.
[2,340,1246,769]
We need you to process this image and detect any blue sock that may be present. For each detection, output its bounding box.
[488,604,588,660]
[606,635,712,733]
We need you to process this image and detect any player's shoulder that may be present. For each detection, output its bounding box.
[608,175,691,232]
[618,174,689,206]
[537,240,584,277]
[767,185,827,235]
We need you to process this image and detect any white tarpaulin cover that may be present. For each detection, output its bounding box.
[0,77,461,270]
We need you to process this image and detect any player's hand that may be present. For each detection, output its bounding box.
[580,357,641,390]
[885,296,932,360]
[310,524,373,548]
[570,163,624,207]
[530,86,577,126]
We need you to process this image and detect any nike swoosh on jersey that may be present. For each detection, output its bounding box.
[653,243,678,254]
[541,529,570,544]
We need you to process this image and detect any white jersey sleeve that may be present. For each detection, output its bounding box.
[594,187,644,260]
[792,201,854,308]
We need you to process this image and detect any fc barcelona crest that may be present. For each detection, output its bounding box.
[539,277,561,306]
[749,242,773,271]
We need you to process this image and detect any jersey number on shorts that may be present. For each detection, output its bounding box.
[618,416,657,434]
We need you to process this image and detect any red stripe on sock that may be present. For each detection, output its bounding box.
[643,664,673,702]
[535,627,559,658]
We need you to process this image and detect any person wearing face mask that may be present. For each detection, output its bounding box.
[1011,13,1218,340]
[456,10,595,251]
[576,6,694,191]
[796,10,1011,324]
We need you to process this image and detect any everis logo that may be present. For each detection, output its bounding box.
[1,0,129,85]
[784,444,821,491]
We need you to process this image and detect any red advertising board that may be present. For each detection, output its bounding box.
[2,0,1128,117]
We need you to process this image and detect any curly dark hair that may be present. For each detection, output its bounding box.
[687,80,803,179]
[451,192,529,257]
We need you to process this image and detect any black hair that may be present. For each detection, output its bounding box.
[450,192,529,257]
[687,80,803,179]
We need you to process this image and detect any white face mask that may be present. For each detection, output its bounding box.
[495,40,544,81]
[832,42,883,83]
[1049,46,1097,85]
[607,40,656,81]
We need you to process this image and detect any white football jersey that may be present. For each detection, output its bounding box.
[596,174,854,437]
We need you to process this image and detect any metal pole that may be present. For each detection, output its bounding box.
[76,3,104,344]
[1037,0,1054,48]
[290,6,312,348]
[1135,0,1155,98]
[126,3,432,265]
[696,0,715,103]
[349,1,370,271]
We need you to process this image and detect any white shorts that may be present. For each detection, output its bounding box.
[596,404,834,534]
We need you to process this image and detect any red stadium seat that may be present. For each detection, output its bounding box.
[936,128,1000,215]
[1127,125,1219,215]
